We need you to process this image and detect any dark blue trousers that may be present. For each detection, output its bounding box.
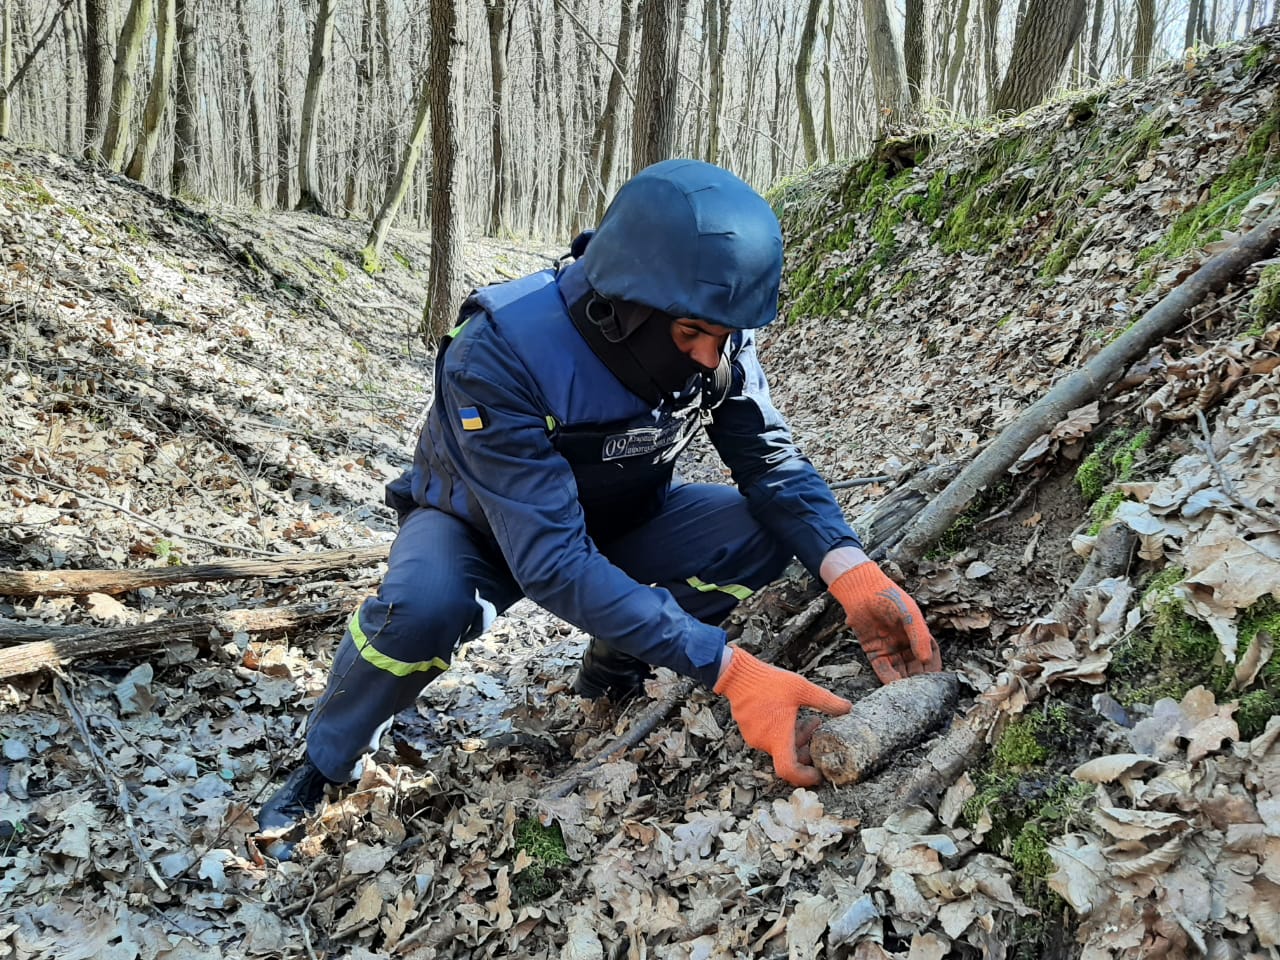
[306,482,792,781]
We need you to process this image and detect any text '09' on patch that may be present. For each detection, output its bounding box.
[459,405,487,431]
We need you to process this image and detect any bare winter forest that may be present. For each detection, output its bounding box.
[4,0,1280,959]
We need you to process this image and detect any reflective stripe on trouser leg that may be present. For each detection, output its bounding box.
[600,482,793,626]
[305,508,519,782]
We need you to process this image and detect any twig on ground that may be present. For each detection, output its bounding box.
[1195,410,1280,529]
[829,474,893,491]
[53,675,169,892]
[0,465,283,558]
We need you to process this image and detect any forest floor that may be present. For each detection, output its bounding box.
[2,28,1280,960]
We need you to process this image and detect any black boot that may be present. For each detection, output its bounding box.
[571,640,653,701]
[257,754,339,860]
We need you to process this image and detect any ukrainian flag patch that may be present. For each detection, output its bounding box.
[459,405,486,431]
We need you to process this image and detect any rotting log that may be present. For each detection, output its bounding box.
[0,544,390,598]
[0,600,353,679]
[810,672,961,784]
[883,212,1280,566]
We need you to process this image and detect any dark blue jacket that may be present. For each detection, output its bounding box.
[389,259,860,687]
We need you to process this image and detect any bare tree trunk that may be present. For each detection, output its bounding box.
[0,0,11,139]
[553,3,569,234]
[485,0,509,236]
[822,0,836,160]
[344,0,375,215]
[1131,0,1154,75]
[274,0,291,209]
[982,0,1001,110]
[594,0,634,222]
[992,0,1087,114]
[946,0,972,108]
[706,0,730,164]
[63,2,76,147]
[631,0,683,174]
[363,70,431,270]
[1086,0,1104,79]
[83,0,110,158]
[1185,0,1202,49]
[101,0,153,171]
[232,0,267,206]
[862,0,912,126]
[125,0,175,182]
[296,0,336,213]
[769,9,785,181]
[171,0,198,195]
[904,0,928,106]
[424,0,464,346]
[795,0,821,166]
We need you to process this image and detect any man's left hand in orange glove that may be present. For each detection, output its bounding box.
[822,546,940,685]
[714,646,851,787]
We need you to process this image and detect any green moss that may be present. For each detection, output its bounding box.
[361,247,381,275]
[1142,106,1280,264]
[1245,44,1270,70]
[1075,451,1109,503]
[121,263,142,288]
[1076,427,1151,505]
[512,817,571,906]
[1248,262,1280,333]
[1113,585,1280,738]
[993,715,1049,771]
[328,254,349,282]
[393,249,413,271]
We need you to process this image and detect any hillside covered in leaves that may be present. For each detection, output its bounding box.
[2,28,1280,960]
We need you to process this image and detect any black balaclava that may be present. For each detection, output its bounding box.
[571,292,725,407]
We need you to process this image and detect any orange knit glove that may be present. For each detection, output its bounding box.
[713,647,852,787]
[830,563,940,685]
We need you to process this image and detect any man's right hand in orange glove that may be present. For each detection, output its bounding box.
[713,646,851,787]
[825,552,940,685]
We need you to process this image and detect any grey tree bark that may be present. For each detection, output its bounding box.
[946,0,973,108]
[904,0,928,106]
[631,0,684,175]
[1185,0,1203,49]
[101,0,153,171]
[590,0,634,222]
[363,69,431,270]
[83,0,110,158]
[424,0,465,345]
[795,0,822,166]
[485,0,509,236]
[344,0,376,215]
[992,0,1087,114]
[1132,0,1155,75]
[862,0,912,126]
[1086,0,1104,79]
[296,0,336,213]
[126,0,176,183]
[982,0,1001,110]
[0,0,11,139]
[706,0,730,164]
[171,0,198,195]
[274,0,291,209]
[821,0,835,160]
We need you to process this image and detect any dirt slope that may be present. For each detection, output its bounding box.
[1,29,1279,960]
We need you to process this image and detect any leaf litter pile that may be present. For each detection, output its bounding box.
[3,32,1280,960]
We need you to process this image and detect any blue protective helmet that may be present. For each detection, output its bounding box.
[580,159,784,330]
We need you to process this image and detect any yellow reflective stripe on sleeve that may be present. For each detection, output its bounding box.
[348,610,449,677]
[686,576,754,602]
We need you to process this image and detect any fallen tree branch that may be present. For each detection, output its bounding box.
[54,676,169,892]
[0,545,389,598]
[0,600,354,679]
[883,213,1280,566]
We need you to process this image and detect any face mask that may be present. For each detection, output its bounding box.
[623,314,710,400]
